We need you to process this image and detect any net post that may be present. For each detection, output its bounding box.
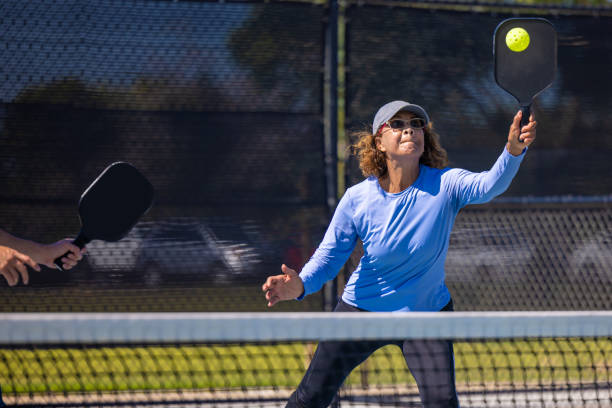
[323,0,340,312]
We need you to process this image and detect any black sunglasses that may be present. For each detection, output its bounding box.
[386,118,426,130]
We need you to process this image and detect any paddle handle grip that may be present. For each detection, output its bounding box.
[54,233,89,271]
[519,105,531,142]
[520,105,530,127]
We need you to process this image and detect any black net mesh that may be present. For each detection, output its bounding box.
[2,314,611,407]
[0,0,328,312]
[345,3,612,310]
[4,337,612,407]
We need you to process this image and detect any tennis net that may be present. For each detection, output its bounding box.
[1,312,611,407]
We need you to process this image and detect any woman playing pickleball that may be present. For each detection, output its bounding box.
[262,100,536,408]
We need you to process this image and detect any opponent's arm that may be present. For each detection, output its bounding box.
[0,229,84,271]
[0,245,39,286]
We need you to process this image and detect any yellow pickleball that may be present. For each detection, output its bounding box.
[506,27,530,52]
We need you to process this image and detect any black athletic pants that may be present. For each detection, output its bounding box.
[286,299,459,408]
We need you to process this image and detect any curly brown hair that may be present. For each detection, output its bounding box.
[351,122,449,178]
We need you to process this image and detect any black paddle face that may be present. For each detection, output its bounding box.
[494,18,557,107]
[78,162,154,243]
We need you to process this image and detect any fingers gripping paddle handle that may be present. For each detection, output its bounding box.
[520,105,530,128]
[53,232,89,271]
[519,105,531,142]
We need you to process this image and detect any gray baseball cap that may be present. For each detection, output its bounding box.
[372,100,430,134]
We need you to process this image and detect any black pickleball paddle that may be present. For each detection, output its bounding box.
[494,18,557,129]
[54,162,154,271]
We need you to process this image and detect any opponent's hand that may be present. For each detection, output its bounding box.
[29,239,85,270]
[507,110,537,156]
[0,245,40,286]
[262,264,305,307]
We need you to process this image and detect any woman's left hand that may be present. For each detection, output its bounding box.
[262,264,304,307]
[507,110,537,156]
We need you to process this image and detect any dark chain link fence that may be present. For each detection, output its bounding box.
[0,0,329,312]
[1,0,610,312]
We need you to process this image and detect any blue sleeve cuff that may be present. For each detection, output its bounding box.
[296,276,308,300]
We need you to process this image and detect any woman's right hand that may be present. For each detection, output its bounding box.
[262,264,305,307]
[507,110,536,156]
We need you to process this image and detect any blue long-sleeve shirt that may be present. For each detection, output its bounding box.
[298,147,526,312]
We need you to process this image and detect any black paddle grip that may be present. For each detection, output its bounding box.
[519,105,531,142]
[520,105,530,130]
[53,232,89,271]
